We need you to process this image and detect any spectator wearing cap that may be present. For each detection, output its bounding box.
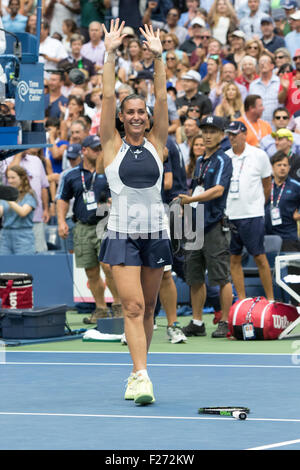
[239,0,268,40]
[238,94,272,147]
[80,22,106,71]
[260,15,286,54]
[249,54,280,125]
[178,115,233,339]
[284,10,300,57]
[57,134,122,324]
[272,128,300,182]
[225,120,274,302]
[179,16,207,56]
[55,143,82,252]
[175,70,213,124]
[281,0,299,36]
[278,48,300,117]
[133,70,180,137]
[260,107,300,157]
[265,150,300,252]
[225,30,247,68]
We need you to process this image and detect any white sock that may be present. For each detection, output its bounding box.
[136,369,149,380]
[193,319,203,326]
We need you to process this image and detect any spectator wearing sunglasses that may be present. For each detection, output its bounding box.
[261,108,300,157]
[274,48,293,74]
[161,32,189,64]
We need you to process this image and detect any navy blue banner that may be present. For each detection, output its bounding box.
[15,63,44,121]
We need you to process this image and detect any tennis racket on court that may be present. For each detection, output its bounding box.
[198,407,250,420]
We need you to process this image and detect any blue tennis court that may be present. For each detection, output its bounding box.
[1,351,300,450]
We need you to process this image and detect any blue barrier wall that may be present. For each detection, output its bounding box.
[0,253,74,307]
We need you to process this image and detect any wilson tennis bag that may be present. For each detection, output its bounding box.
[0,273,33,309]
[228,297,299,340]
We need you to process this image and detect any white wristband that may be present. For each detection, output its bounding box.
[104,51,116,63]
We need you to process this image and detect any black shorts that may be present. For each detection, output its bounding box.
[185,222,231,287]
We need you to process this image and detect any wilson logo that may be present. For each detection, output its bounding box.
[272,315,292,330]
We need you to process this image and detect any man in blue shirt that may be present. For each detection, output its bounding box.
[56,135,121,323]
[260,16,286,54]
[265,150,300,252]
[178,116,233,338]
[2,0,27,33]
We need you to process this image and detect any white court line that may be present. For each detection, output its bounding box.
[5,351,295,356]
[247,438,300,450]
[1,361,299,369]
[0,411,300,424]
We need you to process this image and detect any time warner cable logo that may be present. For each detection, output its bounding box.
[17,80,29,102]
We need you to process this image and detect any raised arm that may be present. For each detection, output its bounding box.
[100,19,127,167]
[139,24,168,160]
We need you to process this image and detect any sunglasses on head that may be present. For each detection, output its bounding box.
[209,54,219,60]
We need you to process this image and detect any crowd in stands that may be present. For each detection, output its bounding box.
[1,0,300,340]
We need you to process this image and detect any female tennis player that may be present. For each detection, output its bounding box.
[99,19,173,404]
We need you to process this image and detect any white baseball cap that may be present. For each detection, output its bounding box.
[290,10,300,20]
[181,70,202,83]
[231,30,246,39]
[190,17,206,28]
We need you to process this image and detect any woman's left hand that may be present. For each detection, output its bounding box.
[139,24,162,58]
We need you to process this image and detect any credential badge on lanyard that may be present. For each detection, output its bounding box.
[81,171,97,211]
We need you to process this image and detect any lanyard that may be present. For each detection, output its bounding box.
[270,180,286,208]
[232,155,246,181]
[81,171,96,193]
[243,114,261,142]
[196,158,211,184]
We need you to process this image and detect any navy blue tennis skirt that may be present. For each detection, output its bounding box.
[99,230,173,268]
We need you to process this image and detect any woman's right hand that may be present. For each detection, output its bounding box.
[103,18,127,54]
